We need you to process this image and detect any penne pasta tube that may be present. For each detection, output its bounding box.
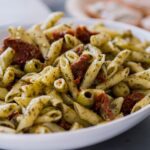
[86,44,102,59]
[29,125,51,134]
[96,68,129,90]
[76,89,94,107]
[132,94,150,112]
[74,102,102,125]
[14,97,32,108]
[130,69,150,81]
[29,25,50,58]
[81,54,105,89]
[24,59,43,73]
[0,126,16,133]
[21,82,43,97]
[0,119,15,129]
[0,103,19,118]
[90,32,111,47]
[17,96,51,131]
[43,122,65,132]
[5,80,25,102]
[111,97,124,115]
[46,38,63,65]
[107,50,130,78]
[41,12,64,30]
[54,78,68,93]
[64,34,81,49]
[61,93,74,106]
[125,77,150,89]
[60,103,89,126]
[125,61,144,73]
[47,90,63,107]
[0,87,8,100]
[60,56,79,99]
[39,66,60,86]
[35,109,62,124]
[70,122,83,131]
[44,24,71,40]
[0,47,15,76]
[129,51,150,63]
[65,51,79,64]
[112,82,130,97]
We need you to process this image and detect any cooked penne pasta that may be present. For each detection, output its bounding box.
[43,123,65,132]
[70,122,83,131]
[0,126,16,133]
[54,78,68,93]
[0,103,19,118]
[39,66,60,86]
[64,34,81,49]
[8,26,34,44]
[0,47,15,76]
[74,102,102,125]
[44,24,71,40]
[29,125,51,134]
[96,68,129,90]
[0,87,8,100]
[65,51,79,64]
[24,59,43,73]
[125,61,144,73]
[41,12,64,30]
[90,32,110,47]
[0,12,149,134]
[112,82,130,97]
[60,56,79,99]
[129,51,150,63]
[46,38,63,65]
[5,80,25,102]
[125,77,150,89]
[132,94,150,112]
[60,103,88,126]
[29,25,50,58]
[81,54,105,89]
[111,97,124,115]
[17,96,51,131]
[107,50,130,78]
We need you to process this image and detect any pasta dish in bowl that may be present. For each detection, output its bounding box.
[0,12,150,149]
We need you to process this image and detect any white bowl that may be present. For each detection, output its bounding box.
[0,19,150,150]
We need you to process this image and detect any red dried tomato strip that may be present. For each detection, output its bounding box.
[75,26,97,44]
[121,92,144,115]
[96,71,107,83]
[3,38,42,65]
[71,54,91,85]
[94,93,114,120]
[58,120,71,130]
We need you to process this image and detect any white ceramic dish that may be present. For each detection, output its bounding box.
[0,19,150,150]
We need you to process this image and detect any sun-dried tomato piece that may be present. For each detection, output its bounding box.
[3,38,42,65]
[96,71,107,83]
[58,120,71,130]
[94,93,114,120]
[8,111,19,120]
[51,29,75,42]
[121,92,144,115]
[71,54,91,85]
[75,26,97,43]
[74,45,84,56]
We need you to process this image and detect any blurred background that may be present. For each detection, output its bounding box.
[0,0,150,30]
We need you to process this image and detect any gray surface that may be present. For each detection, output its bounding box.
[81,116,150,150]
[42,1,150,149]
